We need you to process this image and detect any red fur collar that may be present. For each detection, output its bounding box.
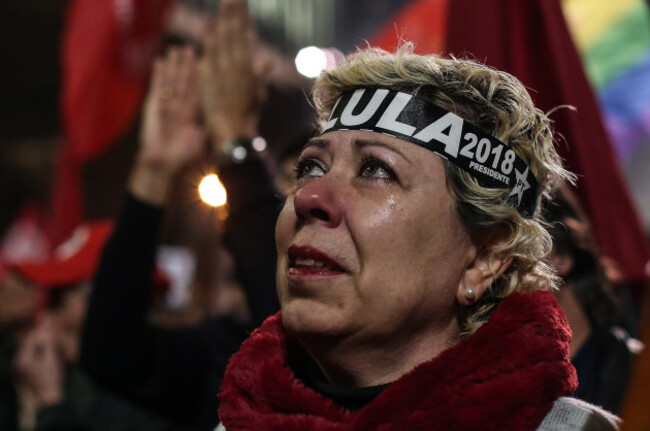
[219,291,577,430]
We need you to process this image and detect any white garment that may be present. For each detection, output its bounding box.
[537,397,621,431]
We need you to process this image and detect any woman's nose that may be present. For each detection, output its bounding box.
[292,176,343,227]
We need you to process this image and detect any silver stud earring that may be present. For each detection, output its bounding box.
[465,287,476,302]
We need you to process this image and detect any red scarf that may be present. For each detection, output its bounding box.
[219,291,577,430]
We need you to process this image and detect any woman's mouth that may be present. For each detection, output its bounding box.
[288,245,346,276]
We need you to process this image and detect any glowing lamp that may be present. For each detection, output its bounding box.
[199,174,227,207]
[295,46,328,78]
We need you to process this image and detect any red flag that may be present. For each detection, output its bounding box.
[52,0,175,245]
[372,0,649,283]
[444,0,649,283]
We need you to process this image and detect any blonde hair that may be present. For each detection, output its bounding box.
[312,44,574,335]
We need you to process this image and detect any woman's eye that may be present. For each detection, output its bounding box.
[294,158,326,180]
[359,158,396,181]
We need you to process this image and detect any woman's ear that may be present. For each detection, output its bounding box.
[457,247,513,306]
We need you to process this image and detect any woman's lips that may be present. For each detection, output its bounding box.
[287,245,346,277]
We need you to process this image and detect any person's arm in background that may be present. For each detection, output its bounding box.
[201,0,280,328]
[80,1,281,426]
[79,47,219,427]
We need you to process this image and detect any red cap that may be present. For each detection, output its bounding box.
[10,220,114,289]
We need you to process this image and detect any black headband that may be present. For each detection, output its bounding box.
[321,88,539,217]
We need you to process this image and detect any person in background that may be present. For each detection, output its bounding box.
[80,1,280,430]
[0,221,111,431]
[0,273,40,342]
[545,188,642,413]
[0,265,41,431]
[2,221,171,431]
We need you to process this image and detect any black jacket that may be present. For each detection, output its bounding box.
[80,159,281,430]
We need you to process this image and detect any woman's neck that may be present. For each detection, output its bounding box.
[298,319,461,388]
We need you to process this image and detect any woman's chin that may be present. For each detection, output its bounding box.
[281,298,348,340]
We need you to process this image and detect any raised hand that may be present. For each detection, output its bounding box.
[201,0,267,147]
[131,46,206,205]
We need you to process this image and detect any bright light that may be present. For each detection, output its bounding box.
[295,46,327,78]
[199,174,227,207]
[252,136,267,152]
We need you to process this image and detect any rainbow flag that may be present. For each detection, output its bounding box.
[563,0,650,161]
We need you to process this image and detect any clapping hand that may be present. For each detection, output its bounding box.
[201,0,268,147]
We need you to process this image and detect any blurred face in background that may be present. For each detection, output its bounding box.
[0,273,88,363]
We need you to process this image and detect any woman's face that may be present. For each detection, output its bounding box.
[276,130,477,349]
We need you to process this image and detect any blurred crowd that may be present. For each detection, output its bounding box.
[0,1,646,430]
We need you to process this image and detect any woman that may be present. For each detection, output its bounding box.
[218,44,620,430]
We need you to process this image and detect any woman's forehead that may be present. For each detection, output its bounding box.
[306,130,428,155]
[307,130,444,167]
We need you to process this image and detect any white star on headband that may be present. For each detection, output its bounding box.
[509,167,531,206]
